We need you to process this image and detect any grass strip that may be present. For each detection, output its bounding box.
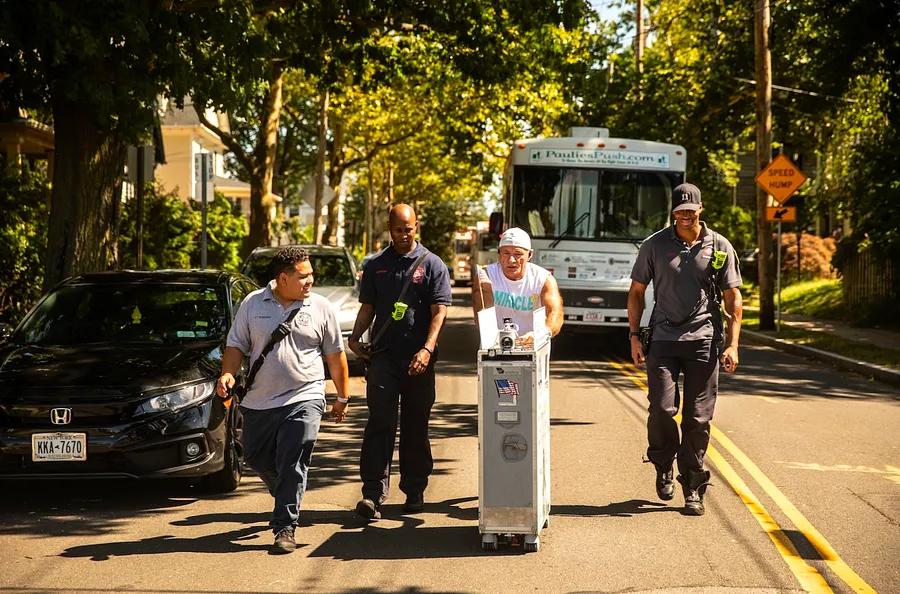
[743,312,900,370]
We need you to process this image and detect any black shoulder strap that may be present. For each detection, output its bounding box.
[243,307,302,393]
[370,248,430,347]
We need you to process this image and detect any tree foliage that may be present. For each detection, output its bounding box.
[117,186,246,272]
[0,171,49,323]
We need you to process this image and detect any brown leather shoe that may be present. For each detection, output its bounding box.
[272,527,296,554]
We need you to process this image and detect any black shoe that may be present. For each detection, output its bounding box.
[271,527,296,554]
[403,493,425,513]
[678,470,711,516]
[355,498,381,520]
[655,465,676,501]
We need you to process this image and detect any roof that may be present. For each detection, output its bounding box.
[248,245,350,257]
[63,270,251,286]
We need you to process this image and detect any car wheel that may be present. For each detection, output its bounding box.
[204,404,244,493]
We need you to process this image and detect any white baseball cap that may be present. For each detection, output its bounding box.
[498,227,532,251]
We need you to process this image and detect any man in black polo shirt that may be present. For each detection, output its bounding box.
[627,183,743,516]
[348,204,452,520]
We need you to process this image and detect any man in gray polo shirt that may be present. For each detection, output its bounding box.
[216,247,350,553]
[627,183,743,516]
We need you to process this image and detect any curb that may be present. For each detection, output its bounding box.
[742,329,900,388]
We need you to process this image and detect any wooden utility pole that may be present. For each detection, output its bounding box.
[755,0,776,330]
[635,0,645,94]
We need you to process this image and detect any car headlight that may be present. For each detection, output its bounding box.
[135,381,215,415]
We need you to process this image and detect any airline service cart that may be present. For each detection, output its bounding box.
[477,337,551,552]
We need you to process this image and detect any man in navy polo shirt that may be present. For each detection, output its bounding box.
[627,183,743,516]
[348,204,452,520]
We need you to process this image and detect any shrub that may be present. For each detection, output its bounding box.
[779,232,837,280]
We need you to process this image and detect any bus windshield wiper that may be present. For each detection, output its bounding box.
[549,211,590,248]
[605,213,643,249]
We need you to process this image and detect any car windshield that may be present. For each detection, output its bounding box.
[15,283,228,346]
[244,253,355,287]
[512,166,681,241]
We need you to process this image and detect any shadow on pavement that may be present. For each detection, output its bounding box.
[551,499,677,518]
[720,343,900,402]
[0,478,227,537]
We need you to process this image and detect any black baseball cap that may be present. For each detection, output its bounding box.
[672,183,702,212]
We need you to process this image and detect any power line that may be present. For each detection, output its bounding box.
[735,77,857,102]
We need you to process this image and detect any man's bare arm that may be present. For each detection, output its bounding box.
[541,275,564,337]
[627,280,648,366]
[720,287,742,373]
[348,303,376,362]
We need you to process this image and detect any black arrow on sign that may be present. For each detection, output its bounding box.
[774,208,788,219]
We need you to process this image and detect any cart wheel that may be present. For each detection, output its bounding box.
[481,534,498,551]
[524,535,540,553]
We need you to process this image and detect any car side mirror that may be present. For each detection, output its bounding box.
[0,322,13,343]
[489,212,504,236]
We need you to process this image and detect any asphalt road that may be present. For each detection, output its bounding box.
[1,289,897,594]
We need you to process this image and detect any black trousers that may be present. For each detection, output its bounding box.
[360,353,436,504]
[645,339,719,476]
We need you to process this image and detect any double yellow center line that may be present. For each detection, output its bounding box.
[610,360,876,594]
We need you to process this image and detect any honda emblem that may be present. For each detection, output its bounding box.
[50,408,72,425]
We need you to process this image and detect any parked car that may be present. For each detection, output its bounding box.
[0,270,258,491]
[241,245,365,372]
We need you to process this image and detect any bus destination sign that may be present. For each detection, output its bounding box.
[529,149,670,169]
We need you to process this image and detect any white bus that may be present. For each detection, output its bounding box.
[496,127,686,329]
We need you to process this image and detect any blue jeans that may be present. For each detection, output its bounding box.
[241,398,325,532]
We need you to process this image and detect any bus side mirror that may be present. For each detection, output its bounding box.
[489,212,504,236]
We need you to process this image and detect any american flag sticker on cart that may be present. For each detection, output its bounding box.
[495,379,519,397]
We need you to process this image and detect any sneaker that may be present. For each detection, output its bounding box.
[655,465,676,501]
[271,527,296,554]
[355,498,381,520]
[403,493,425,513]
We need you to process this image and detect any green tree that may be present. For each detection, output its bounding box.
[0,171,49,322]
[118,185,198,270]
[195,195,248,272]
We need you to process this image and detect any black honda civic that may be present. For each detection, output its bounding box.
[0,270,258,492]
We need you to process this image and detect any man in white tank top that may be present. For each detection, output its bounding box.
[472,227,563,347]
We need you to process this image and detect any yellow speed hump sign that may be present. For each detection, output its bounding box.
[756,154,807,205]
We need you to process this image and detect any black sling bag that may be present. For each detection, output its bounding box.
[365,249,430,355]
[231,307,301,401]
[641,231,726,355]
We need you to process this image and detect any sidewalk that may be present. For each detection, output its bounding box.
[742,308,900,388]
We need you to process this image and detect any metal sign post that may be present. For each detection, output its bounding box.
[194,153,212,270]
[776,221,782,332]
[201,153,208,270]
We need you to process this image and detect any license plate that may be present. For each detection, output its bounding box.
[584,311,605,322]
[31,432,87,462]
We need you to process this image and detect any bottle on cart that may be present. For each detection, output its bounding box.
[498,317,519,351]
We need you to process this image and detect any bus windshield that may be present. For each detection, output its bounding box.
[511,166,682,241]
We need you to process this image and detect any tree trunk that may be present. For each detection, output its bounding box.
[321,119,345,245]
[313,88,329,244]
[754,0,775,330]
[244,62,284,255]
[44,98,126,290]
[365,158,375,253]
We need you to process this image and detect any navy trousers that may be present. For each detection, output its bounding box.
[645,340,719,476]
[360,353,436,504]
[241,398,325,532]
